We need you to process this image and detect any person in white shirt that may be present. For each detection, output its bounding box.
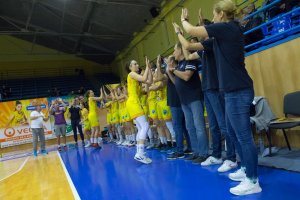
[30,104,49,157]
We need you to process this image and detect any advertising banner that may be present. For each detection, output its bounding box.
[0,98,52,148]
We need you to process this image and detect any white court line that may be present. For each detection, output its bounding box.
[56,151,81,200]
[0,156,29,182]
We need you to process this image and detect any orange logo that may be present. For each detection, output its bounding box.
[4,128,16,137]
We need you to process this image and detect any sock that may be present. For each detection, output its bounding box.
[136,144,140,154]
[58,144,61,148]
[90,138,93,144]
[166,121,176,139]
[132,134,136,142]
[163,137,168,144]
[109,132,113,140]
[159,136,164,144]
[97,137,103,144]
[150,137,154,145]
[147,128,153,139]
[138,144,145,155]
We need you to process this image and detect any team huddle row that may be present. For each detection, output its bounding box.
[97,0,262,196]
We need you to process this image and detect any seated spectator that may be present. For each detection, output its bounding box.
[240,3,264,50]
[265,0,299,19]
[68,91,75,96]
[1,85,12,98]
[53,88,62,96]
[78,86,86,95]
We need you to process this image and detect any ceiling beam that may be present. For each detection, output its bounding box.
[0,16,116,54]
[0,16,23,30]
[73,0,96,52]
[25,0,37,30]
[0,30,130,39]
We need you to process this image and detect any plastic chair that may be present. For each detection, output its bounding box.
[267,91,300,155]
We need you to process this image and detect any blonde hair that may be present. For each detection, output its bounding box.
[214,0,237,21]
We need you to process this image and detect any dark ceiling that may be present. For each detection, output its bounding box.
[0,0,163,64]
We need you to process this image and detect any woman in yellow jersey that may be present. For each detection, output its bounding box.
[141,81,156,149]
[122,85,136,146]
[155,56,176,148]
[6,101,28,127]
[126,57,152,164]
[79,102,91,147]
[85,88,104,148]
[104,101,114,142]
[149,72,169,149]
[111,88,125,145]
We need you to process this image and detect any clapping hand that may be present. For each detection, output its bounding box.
[181,8,189,22]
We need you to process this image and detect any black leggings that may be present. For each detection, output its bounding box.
[71,120,84,142]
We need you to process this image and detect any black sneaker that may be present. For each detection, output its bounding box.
[184,155,198,161]
[160,145,171,153]
[155,143,164,150]
[167,153,185,160]
[184,149,193,155]
[192,156,207,165]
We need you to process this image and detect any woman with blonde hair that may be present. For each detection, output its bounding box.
[178,0,261,195]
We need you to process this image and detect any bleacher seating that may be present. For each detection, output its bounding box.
[242,0,300,52]
[0,73,120,101]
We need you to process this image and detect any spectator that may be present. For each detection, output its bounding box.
[265,0,299,19]
[30,104,49,157]
[69,97,85,146]
[241,3,264,50]
[68,91,75,96]
[1,85,12,98]
[49,98,67,151]
[78,86,86,95]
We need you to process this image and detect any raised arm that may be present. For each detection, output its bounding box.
[181,8,208,38]
[129,57,150,83]
[173,22,204,51]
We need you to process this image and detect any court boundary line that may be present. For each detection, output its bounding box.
[0,156,29,182]
[57,151,81,200]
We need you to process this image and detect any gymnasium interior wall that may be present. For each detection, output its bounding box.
[0,35,111,80]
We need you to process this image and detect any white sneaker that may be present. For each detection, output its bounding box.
[201,156,223,166]
[230,178,262,196]
[97,139,103,147]
[146,143,155,149]
[84,142,91,148]
[121,141,129,146]
[128,141,135,147]
[116,140,123,145]
[229,168,246,181]
[218,160,238,172]
[134,153,152,164]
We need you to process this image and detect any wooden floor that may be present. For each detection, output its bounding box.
[1,135,76,155]
[0,152,75,200]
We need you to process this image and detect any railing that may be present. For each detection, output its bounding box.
[243,0,300,53]
[244,0,283,20]
[245,7,300,50]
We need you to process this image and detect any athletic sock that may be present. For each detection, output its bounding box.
[163,137,168,144]
[138,144,145,155]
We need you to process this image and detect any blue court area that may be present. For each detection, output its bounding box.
[60,144,300,200]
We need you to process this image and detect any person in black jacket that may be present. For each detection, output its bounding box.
[69,97,85,146]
